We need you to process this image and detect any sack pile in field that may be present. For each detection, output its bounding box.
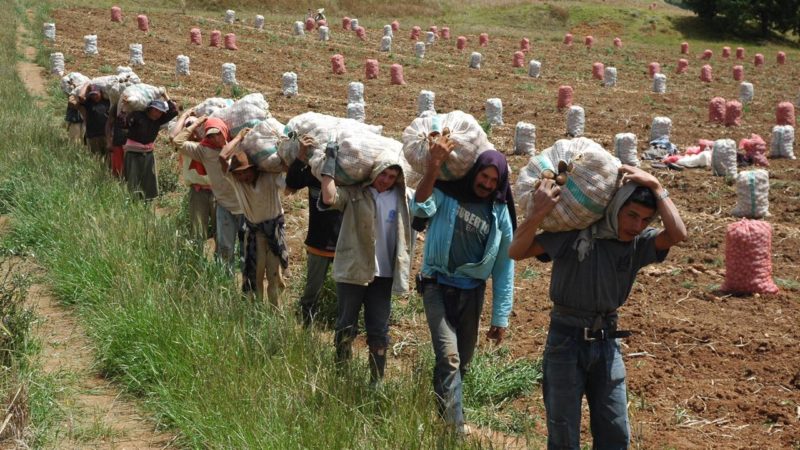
[722,219,779,295]
[278,112,383,165]
[770,125,796,159]
[60,72,90,95]
[515,137,621,232]
[711,138,738,177]
[309,132,409,185]
[614,133,639,167]
[731,169,770,219]
[118,83,165,113]
[210,93,270,135]
[402,110,491,180]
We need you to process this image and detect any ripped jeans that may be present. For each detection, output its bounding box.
[422,280,485,430]
[543,322,630,450]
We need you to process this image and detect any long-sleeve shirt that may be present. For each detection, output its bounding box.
[125,101,177,145]
[224,171,284,224]
[173,127,242,214]
[285,159,342,254]
[411,188,515,328]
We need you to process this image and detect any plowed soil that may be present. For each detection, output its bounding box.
[47,5,799,448]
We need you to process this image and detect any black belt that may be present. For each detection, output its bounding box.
[549,321,633,342]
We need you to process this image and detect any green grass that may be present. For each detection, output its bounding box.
[464,347,542,434]
[0,1,547,446]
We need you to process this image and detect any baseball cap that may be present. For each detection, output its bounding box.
[147,99,169,113]
[205,127,221,136]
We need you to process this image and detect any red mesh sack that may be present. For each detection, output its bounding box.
[722,219,779,295]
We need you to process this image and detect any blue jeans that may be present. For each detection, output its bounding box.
[334,278,393,362]
[543,323,630,450]
[422,280,485,430]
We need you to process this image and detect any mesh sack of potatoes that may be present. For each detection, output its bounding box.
[515,137,622,232]
[278,112,383,165]
[402,110,491,180]
[309,131,414,186]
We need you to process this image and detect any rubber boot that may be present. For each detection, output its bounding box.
[368,348,386,388]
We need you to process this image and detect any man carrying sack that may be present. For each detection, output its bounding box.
[508,165,687,449]
[411,131,516,435]
[219,130,288,306]
[319,142,412,387]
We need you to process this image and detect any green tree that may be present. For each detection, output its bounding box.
[685,0,800,37]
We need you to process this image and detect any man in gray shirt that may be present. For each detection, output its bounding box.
[509,165,687,449]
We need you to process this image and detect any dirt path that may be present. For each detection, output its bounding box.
[8,11,178,449]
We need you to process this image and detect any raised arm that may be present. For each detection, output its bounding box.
[319,142,339,206]
[508,179,561,260]
[619,165,687,250]
[169,107,195,142]
[415,131,455,203]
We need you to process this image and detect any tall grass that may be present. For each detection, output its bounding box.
[0,1,493,447]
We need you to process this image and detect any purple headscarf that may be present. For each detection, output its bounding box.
[435,150,517,229]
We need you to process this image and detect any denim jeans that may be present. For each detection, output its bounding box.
[215,205,243,272]
[334,277,393,361]
[543,323,630,450]
[422,280,486,430]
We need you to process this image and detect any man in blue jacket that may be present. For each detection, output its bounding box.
[411,132,516,435]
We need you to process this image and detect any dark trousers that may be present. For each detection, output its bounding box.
[334,277,393,361]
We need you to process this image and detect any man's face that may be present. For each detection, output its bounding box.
[146,108,164,121]
[88,92,102,103]
[206,132,226,148]
[232,167,257,184]
[617,202,656,241]
[371,167,400,193]
[473,166,499,199]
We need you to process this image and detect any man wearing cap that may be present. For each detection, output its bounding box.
[508,165,687,449]
[172,112,244,270]
[124,98,177,200]
[77,84,111,162]
[219,130,287,306]
[411,134,516,435]
[285,135,342,326]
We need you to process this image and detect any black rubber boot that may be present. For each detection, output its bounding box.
[368,348,386,386]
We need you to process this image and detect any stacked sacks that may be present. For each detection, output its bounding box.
[211,93,270,135]
[278,112,383,165]
[309,132,411,185]
[731,170,769,219]
[515,137,621,232]
[722,219,779,295]
[402,110,492,180]
[739,134,768,166]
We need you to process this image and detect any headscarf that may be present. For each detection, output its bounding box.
[434,150,517,229]
[573,182,655,262]
[199,118,230,150]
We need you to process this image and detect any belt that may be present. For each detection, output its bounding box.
[549,321,633,342]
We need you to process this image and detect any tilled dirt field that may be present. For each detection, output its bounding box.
[47,5,799,448]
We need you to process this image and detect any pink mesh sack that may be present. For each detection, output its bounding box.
[722,219,779,295]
